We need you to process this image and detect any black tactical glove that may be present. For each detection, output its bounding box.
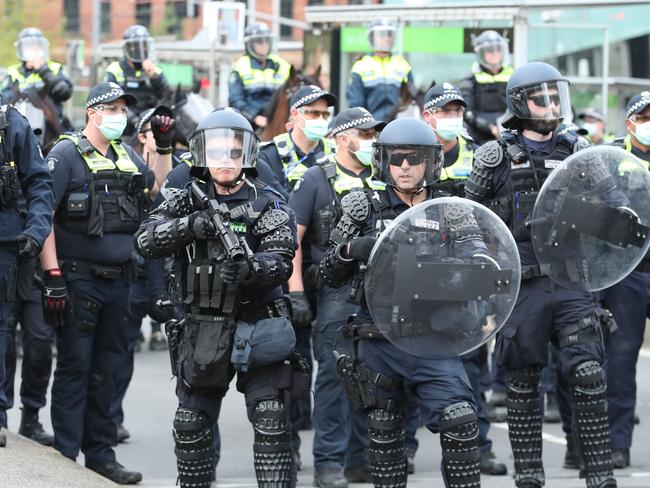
[49,80,70,100]
[345,236,377,262]
[151,114,176,154]
[220,258,252,284]
[147,295,177,323]
[289,291,313,329]
[187,211,214,239]
[43,269,67,310]
[16,234,41,259]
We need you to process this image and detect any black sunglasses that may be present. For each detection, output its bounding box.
[388,152,424,167]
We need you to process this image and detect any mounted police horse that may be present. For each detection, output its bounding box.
[259,65,322,142]
[10,83,66,154]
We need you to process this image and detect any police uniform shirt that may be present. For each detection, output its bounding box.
[444,144,461,169]
[289,162,373,263]
[258,136,328,192]
[48,138,154,264]
[0,106,52,246]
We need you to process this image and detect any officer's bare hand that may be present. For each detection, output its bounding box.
[254,115,268,128]
[142,60,158,78]
[490,125,500,138]
[482,314,497,334]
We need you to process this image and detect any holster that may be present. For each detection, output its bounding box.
[165,318,184,376]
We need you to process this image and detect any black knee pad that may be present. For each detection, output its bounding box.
[251,400,292,488]
[506,368,545,487]
[368,408,407,488]
[173,408,214,488]
[439,402,480,488]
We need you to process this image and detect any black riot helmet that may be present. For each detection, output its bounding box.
[15,27,49,63]
[244,22,274,62]
[372,118,443,190]
[189,107,259,182]
[504,62,572,134]
[122,25,154,63]
[473,30,509,71]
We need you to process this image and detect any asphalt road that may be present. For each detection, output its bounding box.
[4,324,650,488]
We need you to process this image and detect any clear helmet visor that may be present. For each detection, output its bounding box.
[189,128,259,169]
[475,39,509,70]
[519,81,572,120]
[372,143,444,188]
[369,27,396,52]
[245,35,274,59]
[16,37,49,63]
[123,37,154,63]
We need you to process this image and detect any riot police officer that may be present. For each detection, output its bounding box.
[229,22,291,130]
[0,96,53,449]
[320,117,484,488]
[464,62,617,488]
[289,108,385,488]
[135,107,303,488]
[38,82,172,483]
[346,18,414,123]
[104,25,171,135]
[600,92,650,469]
[1,28,73,125]
[422,82,507,475]
[459,30,513,144]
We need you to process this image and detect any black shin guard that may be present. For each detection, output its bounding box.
[368,408,407,488]
[173,408,214,488]
[507,367,545,487]
[252,400,292,488]
[571,361,616,488]
[439,402,480,488]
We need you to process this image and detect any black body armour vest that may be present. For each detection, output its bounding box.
[181,180,276,315]
[56,136,148,237]
[473,79,508,113]
[503,131,576,241]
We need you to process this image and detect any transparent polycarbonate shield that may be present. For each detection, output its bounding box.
[365,197,520,359]
[531,146,650,291]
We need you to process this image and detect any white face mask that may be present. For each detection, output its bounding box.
[581,122,599,137]
[434,117,464,141]
[633,120,650,146]
[352,138,376,166]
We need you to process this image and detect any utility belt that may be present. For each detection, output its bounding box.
[60,259,135,282]
[520,264,548,281]
[334,316,404,413]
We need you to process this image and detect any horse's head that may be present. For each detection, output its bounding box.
[170,92,215,146]
[259,65,323,141]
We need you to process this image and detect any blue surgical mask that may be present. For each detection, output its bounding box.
[352,138,376,166]
[633,121,650,146]
[95,113,127,140]
[302,118,329,142]
[434,117,464,141]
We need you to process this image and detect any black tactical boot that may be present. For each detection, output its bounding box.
[612,448,630,469]
[87,461,143,485]
[19,408,54,446]
[0,430,6,447]
[479,450,507,475]
[117,424,131,443]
